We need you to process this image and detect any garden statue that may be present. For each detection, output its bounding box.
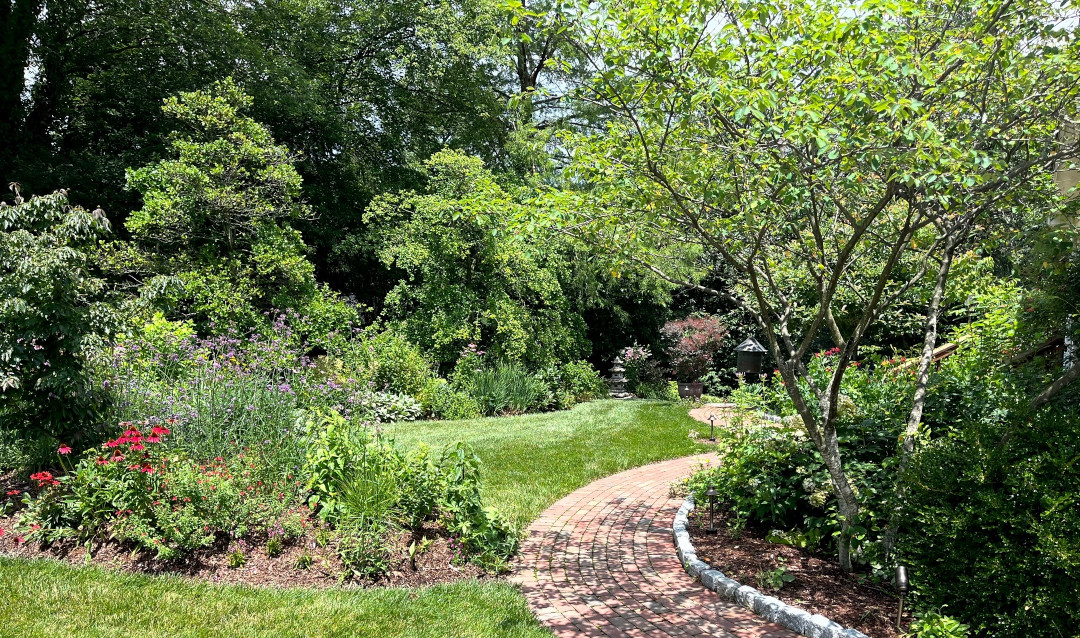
[608,356,633,399]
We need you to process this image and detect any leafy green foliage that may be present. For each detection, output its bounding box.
[894,291,1080,636]
[0,187,115,439]
[301,412,516,573]
[906,613,970,638]
[755,566,795,593]
[537,360,608,410]
[418,379,483,421]
[439,443,518,571]
[365,150,589,368]
[124,79,353,337]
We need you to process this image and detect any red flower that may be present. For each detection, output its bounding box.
[130,443,145,452]
[146,436,161,444]
[57,445,72,455]
[30,471,56,487]
[14,535,25,545]
[151,426,170,436]
[6,489,19,496]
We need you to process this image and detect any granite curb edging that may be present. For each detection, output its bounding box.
[673,495,870,638]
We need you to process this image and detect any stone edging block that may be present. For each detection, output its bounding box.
[672,496,870,638]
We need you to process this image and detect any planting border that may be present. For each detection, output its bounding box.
[672,495,870,638]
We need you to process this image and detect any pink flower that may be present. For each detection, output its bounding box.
[6,489,19,496]
[130,443,145,451]
[58,445,72,455]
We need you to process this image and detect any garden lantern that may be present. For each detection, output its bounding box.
[704,485,719,534]
[895,565,909,628]
[735,338,767,376]
[707,414,716,441]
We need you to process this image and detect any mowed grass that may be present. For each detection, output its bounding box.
[0,399,706,637]
[383,399,709,528]
[0,558,547,638]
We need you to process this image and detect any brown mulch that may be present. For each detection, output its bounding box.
[0,510,487,590]
[687,510,908,638]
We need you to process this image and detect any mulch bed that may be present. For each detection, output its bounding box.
[0,509,487,590]
[687,510,908,638]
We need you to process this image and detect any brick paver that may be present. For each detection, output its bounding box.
[511,455,797,637]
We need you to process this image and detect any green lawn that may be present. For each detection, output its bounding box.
[0,558,545,638]
[383,399,708,528]
[0,400,706,637]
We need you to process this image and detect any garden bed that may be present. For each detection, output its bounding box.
[0,511,488,589]
[686,509,905,638]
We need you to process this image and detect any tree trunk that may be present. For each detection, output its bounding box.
[782,368,860,571]
[883,239,957,559]
[0,0,42,166]
[820,421,860,571]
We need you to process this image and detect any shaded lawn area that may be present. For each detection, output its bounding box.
[1,399,706,637]
[383,399,709,529]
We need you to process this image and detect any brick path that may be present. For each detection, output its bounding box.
[510,455,796,637]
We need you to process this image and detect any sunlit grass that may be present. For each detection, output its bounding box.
[383,399,708,529]
[0,558,547,638]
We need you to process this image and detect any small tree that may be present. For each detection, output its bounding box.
[547,0,1080,569]
[660,316,727,381]
[364,149,589,367]
[0,185,114,438]
[124,78,347,331]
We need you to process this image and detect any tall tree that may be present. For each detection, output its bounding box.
[547,0,1080,569]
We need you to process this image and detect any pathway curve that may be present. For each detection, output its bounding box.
[511,455,797,638]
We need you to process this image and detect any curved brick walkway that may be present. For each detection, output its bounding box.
[511,455,797,638]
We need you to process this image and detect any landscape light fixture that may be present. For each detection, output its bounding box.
[735,338,767,378]
[895,565,909,628]
[708,414,717,441]
[704,485,719,534]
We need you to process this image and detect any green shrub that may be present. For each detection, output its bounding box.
[897,407,1080,636]
[538,360,607,410]
[418,378,482,420]
[334,328,434,397]
[685,421,827,533]
[439,443,519,571]
[906,612,970,638]
[302,412,515,573]
[0,187,116,440]
[0,428,56,475]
